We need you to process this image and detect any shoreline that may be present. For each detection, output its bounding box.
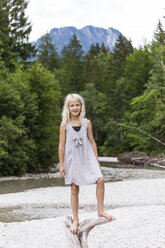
[0,163,164,182]
[0,172,61,182]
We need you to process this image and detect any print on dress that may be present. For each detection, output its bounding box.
[73,135,84,147]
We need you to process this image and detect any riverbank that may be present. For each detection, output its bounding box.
[0,178,165,247]
[0,163,165,182]
[1,156,164,183]
[0,166,165,195]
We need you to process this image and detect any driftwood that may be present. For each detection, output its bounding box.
[151,163,165,169]
[131,157,165,169]
[118,151,165,169]
[63,216,116,248]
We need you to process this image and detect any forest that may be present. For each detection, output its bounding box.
[0,0,165,176]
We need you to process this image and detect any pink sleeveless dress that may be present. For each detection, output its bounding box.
[64,118,103,186]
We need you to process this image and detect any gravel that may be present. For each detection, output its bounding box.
[0,178,165,248]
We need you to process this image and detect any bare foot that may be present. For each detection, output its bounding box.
[70,220,79,234]
[98,211,113,221]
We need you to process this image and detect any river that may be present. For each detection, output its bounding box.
[0,164,165,223]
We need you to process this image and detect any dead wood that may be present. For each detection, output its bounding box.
[63,215,116,248]
[118,151,165,169]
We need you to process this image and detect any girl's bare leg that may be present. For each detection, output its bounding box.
[70,183,79,234]
[96,177,112,221]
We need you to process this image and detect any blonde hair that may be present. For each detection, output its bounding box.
[61,93,85,126]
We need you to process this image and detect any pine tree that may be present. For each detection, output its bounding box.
[100,42,109,54]
[85,43,100,60]
[104,33,134,119]
[154,19,165,43]
[37,33,60,71]
[0,0,14,67]
[107,33,134,83]
[98,34,134,155]
[0,0,35,69]
[61,34,85,95]
[84,44,108,92]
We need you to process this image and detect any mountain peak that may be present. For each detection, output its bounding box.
[36,25,120,54]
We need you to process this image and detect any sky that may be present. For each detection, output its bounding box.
[26,0,164,48]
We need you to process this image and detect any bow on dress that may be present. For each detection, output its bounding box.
[73,136,83,147]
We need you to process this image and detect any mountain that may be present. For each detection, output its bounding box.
[35,25,120,54]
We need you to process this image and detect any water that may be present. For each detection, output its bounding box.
[0,163,164,195]
[0,165,165,223]
[0,177,64,195]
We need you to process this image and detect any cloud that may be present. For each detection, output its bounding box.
[27,0,165,47]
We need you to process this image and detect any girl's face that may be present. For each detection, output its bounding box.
[68,99,81,118]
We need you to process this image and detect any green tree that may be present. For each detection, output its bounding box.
[0,62,61,175]
[0,76,37,175]
[154,19,165,43]
[61,34,85,96]
[103,34,134,119]
[100,42,109,54]
[116,46,153,111]
[0,0,35,69]
[84,49,108,92]
[80,83,108,149]
[37,32,60,71]
[0,116,35,176]
[26,63,61,171]
[0,0,14,68]
[122,39,165,154]
[106,33,134,84]
[86,43,101,60]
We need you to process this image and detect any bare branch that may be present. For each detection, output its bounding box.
[63,216,116,248]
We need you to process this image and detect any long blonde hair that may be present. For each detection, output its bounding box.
[61,93,85,126]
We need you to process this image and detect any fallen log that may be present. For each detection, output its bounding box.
[151,163,165,169]
[63,215,116,248]
[118,152,165,168]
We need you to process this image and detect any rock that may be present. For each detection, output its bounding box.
[48,163,59,173]
[118,151,148,165]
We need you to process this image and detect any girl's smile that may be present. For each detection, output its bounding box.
[69,100,81,117]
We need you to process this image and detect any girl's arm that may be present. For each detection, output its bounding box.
[58,124,66,178]
[87,119,101,168]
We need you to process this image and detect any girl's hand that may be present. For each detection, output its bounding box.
[60,166,65,178]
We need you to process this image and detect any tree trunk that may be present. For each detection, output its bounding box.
[63,216,116,248]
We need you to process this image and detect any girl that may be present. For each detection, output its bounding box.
[58,93,112,234]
